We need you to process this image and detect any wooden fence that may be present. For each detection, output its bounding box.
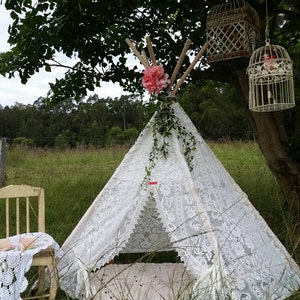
[0,138,7,187]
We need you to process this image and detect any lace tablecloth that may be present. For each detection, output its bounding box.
[0,232,61,300]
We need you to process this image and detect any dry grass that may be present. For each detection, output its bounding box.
[4,142,300,299]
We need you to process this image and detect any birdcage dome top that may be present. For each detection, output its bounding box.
[208,0,252,16]
[247,41,293,81]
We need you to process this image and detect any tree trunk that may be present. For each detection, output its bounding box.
[236,70,300,231]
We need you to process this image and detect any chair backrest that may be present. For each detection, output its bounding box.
[0,184,45,237]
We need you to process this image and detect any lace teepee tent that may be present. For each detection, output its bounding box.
[57,38,300,300]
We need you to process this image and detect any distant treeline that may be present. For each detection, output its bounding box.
[0,82,254,148]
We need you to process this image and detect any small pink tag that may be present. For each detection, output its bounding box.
[148,181,158,185]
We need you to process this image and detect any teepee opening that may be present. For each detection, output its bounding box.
[121,194,174,254]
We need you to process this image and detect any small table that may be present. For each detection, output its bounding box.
[0,232,61,300]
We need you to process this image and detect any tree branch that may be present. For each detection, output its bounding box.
[190,68,238,85]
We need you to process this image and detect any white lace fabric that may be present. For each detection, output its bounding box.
[0,232,61,300]
[58,103,300,299]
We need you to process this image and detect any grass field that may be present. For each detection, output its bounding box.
[4,141,300,299]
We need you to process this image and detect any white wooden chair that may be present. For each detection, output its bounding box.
[0,184,58,300]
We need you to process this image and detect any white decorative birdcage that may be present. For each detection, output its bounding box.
[206,0,260,71]
[247,40,295,112]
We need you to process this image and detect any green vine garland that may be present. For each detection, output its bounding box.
[143,92,197,185]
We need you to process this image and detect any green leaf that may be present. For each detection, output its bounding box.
[45,65,51,72]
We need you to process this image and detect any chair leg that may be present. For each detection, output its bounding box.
[37,266,46,296]
[47,263,58,300]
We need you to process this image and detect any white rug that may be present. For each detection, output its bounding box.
[89,263,195,300]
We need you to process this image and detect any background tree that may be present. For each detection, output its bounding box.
[178,82,252,140]
[0,95,153,148]
[0,0,300,226]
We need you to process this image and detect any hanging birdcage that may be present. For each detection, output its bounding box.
[247,40,295,112]
[206,0,260,71]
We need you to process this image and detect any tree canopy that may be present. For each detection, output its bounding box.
[1,0,299,103]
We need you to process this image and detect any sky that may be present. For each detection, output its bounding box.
[0,5,128,107]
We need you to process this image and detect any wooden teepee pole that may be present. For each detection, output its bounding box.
[125,38,149,68]
[167,39,191,91]
[171,42,209,95]
[141,50,150,67]
[146,36,157,65]
[126,37,209,96]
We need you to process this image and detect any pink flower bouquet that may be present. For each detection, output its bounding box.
[142,65,169,95]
